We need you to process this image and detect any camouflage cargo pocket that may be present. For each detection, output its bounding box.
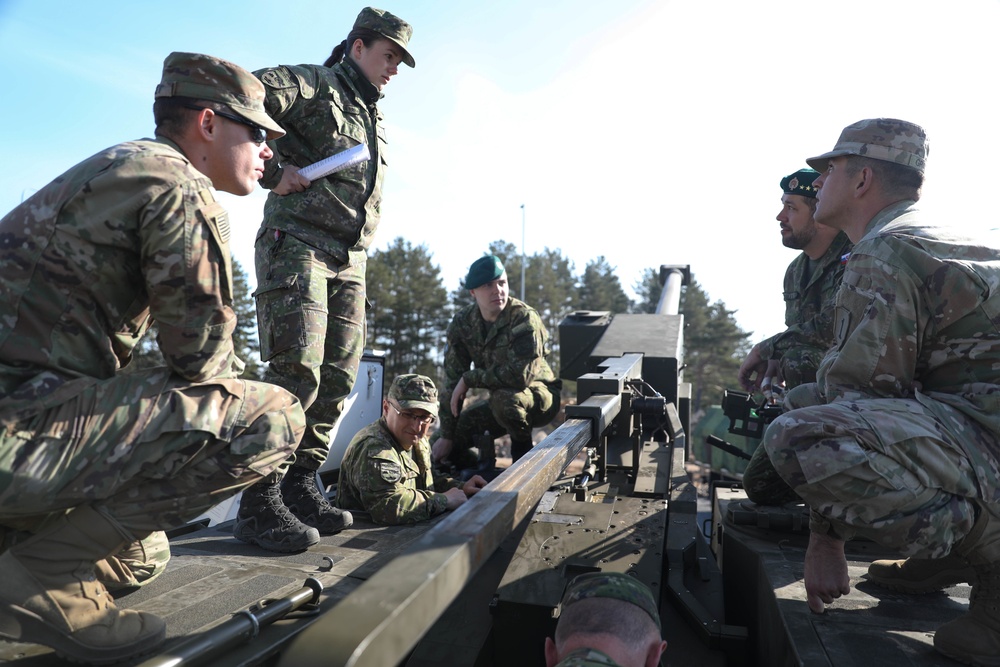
[254,274,308,361]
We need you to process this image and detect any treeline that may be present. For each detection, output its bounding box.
[129,239,752,416]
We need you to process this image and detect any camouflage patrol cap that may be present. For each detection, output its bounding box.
[561,572,661,631]
[465,255,506,290]
[354,7,415,68]
[388,374,438,416]
[806,118,928,174]
[780,168,819,198]
[155,52,285,140]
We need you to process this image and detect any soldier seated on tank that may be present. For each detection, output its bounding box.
[431,254,562,475]
[545,572,667,667]
[336,375,487,525]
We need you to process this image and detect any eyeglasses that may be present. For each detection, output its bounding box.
[181,105,268,146]
[387,402,436,426]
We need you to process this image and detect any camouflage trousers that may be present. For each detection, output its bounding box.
[254,230,366,471]
[762,386,991,558]
[95,531,171,591]
[0,366,304,536]
[450,381,561,467]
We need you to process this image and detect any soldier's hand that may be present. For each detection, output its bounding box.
[432,437,454,463]
[450,378,468,417]
[738,343,767,392]
[443,487,468,510]
[272,165,311,195]
[463,475,488,497]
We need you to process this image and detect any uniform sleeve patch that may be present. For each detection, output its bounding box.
[378,461,402,484]
[260,69,294,89]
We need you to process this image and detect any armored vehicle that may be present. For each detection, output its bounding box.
[0,266,968,666]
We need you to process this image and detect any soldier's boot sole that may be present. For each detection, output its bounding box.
[868,555,975,594]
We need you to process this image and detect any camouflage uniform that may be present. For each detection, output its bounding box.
[440,297,561,466]
[764,201,1000,552]
[743,232,851,504]
[252,54,386,470]
[554,648,624,667]
[337,419,454,524]
[0,136,304,534]
[755,232,852,388]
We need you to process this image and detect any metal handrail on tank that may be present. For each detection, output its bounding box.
[278,396,621,667]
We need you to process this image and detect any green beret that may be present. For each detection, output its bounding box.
[465,255,505,290]
[155,52,284,140]
[561,572,660,631]
[780,168,819,198]
[388,374,438,416]
[353,7,415,68]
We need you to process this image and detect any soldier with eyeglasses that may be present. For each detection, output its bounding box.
[337,375,487,525]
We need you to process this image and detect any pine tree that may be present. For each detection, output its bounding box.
[679,279,752,415]
[578,256,632,314]
[632,267,662,314]
[367,238,451,384]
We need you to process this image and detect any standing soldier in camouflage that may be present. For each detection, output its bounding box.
[761,118,1000,665]
[235,7,416,552]
[738,168,852,505]
[432,255,562,471]
[337,375,487,524]
[545,572,667,667]
[0,52,305,664]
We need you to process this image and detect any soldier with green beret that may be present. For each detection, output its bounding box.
[432,255,562,472]
[760,118,1000,665]
[545,572,667,667]
[738,167,852,506]
[337,375,487,524]
[235,7,416,552]
[0,52,303,663]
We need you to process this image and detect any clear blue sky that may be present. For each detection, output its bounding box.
[2,0,999,342]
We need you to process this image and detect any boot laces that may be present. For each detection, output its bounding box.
[259,483,306,529]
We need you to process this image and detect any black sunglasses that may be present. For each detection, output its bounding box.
[182,105,267,146]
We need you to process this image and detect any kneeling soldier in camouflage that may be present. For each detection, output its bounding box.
[0,52,304,664]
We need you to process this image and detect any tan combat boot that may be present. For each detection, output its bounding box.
[868,553,975,593]
[934,501,1000,666]
[0,505,166,664]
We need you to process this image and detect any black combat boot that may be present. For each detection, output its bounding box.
[233,474,320,553]
[280,465,354,535]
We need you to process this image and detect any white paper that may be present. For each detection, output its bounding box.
[298,143,371,181]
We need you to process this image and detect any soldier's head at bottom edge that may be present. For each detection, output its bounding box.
[385,374,438,451]
[545,571,668,667]
[153,51,284,197]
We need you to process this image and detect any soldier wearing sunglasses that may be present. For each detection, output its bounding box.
[0,52,300,664]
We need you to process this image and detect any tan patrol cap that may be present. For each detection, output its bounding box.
[806,118,927,174]
[155,51,285,140]
[388,374,438,416]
